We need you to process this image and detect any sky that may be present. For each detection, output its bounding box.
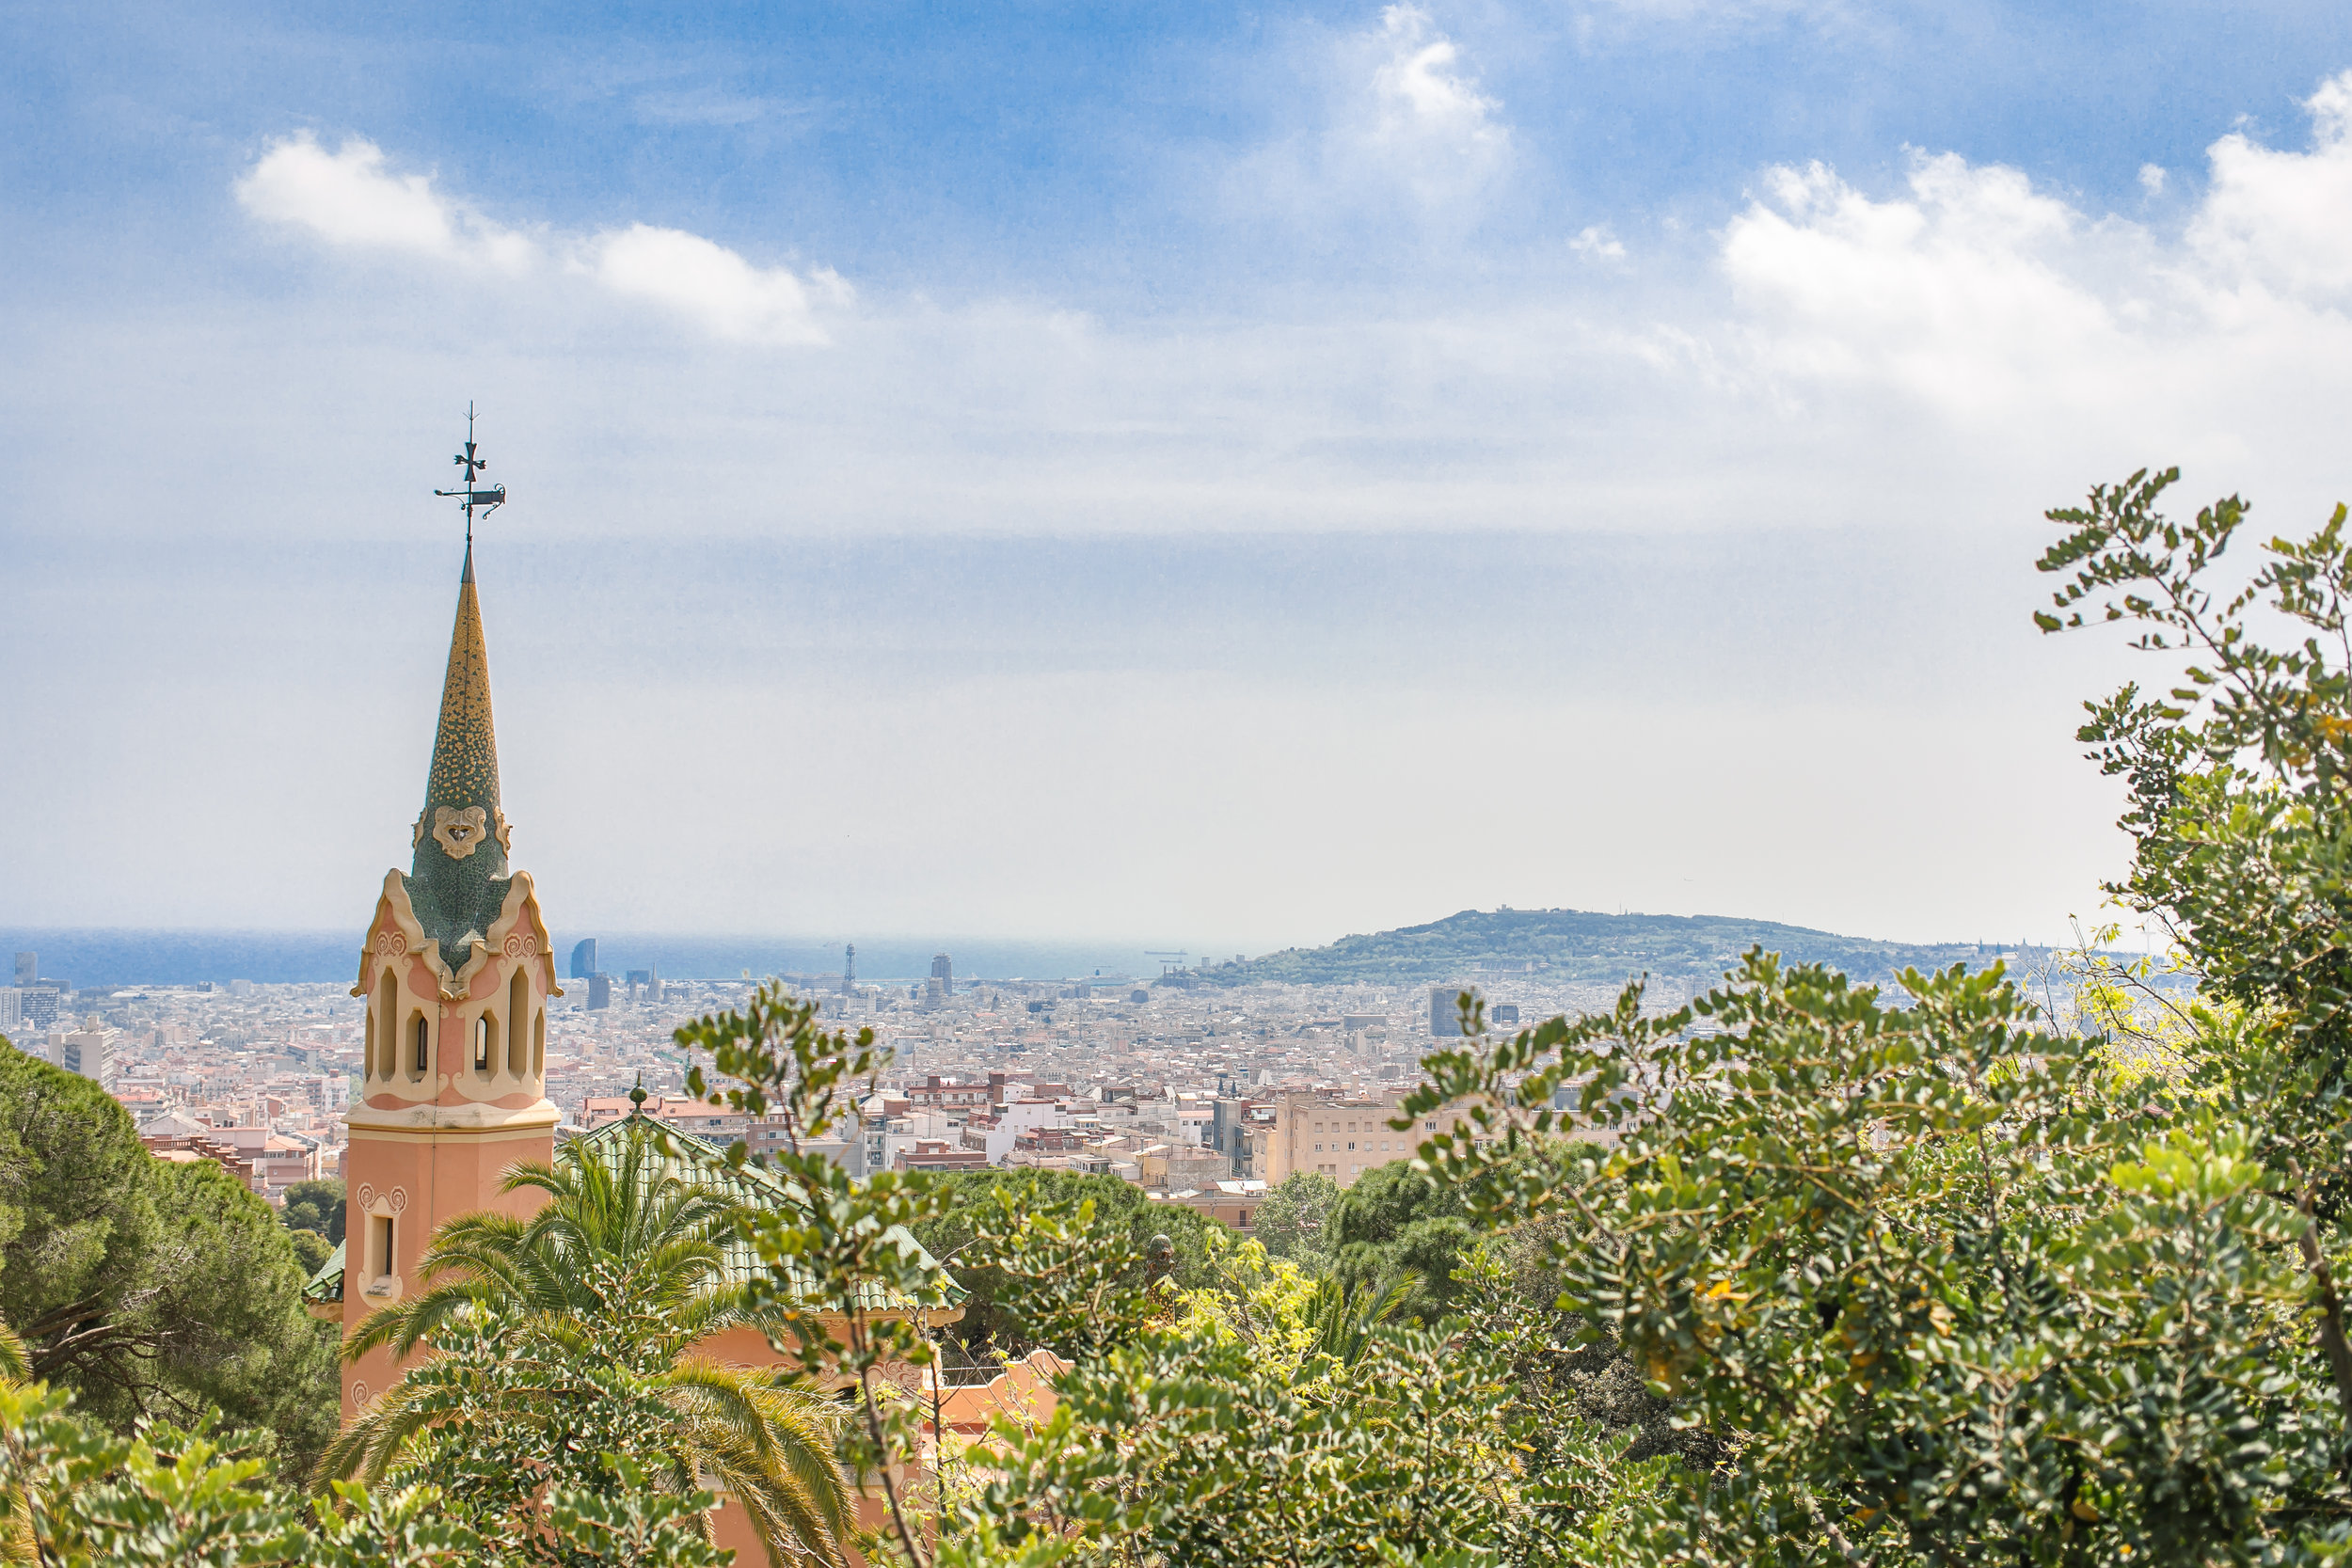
[7,1,2352,958]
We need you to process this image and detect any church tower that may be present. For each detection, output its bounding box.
[341,440,560,1419]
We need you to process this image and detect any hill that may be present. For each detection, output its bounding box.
[1202,908,2030,990]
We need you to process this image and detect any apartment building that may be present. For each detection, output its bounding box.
[1250,1087,1494,1188]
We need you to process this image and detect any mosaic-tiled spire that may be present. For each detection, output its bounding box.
[405,543,511,973]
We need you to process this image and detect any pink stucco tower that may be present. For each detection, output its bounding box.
[339,541,562,1419]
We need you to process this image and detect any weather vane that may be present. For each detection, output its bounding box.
[433,401,507,548]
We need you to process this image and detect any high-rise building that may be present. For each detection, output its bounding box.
[570,938,596,979]
[18,986,60,1032]
[12,953,33,986]
[54,1024,119,1089]
[1429,984,1482,1037]
[340,540,563,1426]
[587,973,612,1010]
[931,952,953,994]
[0,990,19,1034]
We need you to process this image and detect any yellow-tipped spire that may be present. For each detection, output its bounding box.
[406,543,510,971]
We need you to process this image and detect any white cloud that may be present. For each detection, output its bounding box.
[2137,162,2166,196]
[235,134,534,271]
[1720,152,2142,422]
[235,133,840,343]
[1370,6,1505,152]
[1571,223,1628,261]
[2189,69,2352,301]
[1695,77,2352,524]
[582,225,847,346]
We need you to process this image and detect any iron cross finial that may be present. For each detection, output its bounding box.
[432,401,507,548]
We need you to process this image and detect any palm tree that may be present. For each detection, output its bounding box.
[1298,1271,1417,1376]
[325,1120,852,1566]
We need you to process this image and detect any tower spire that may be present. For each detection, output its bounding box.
[407,407,514,973]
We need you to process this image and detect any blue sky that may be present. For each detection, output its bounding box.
[6,2,2352,953]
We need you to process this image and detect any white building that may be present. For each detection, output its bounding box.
[49,1025,120,1089]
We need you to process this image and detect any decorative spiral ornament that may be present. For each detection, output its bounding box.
[351,1381,371,1408]
[502,933,525,959]
[388,1187,409,1214]
[523,935,538,957]
[356,1183,376,1210]
[389,932,408,956]
[373,931,390,955]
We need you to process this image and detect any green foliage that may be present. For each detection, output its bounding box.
[342,1119,761,1362]
[330,1121,852,1567]
[1299,1271,1412,1370]
[0,1042,338,1481]
[680,983,964,1567]
[287,1228,334,1276]
[1248,1169,1340,1269]
[1410,948,2352,1560]
[279,1179,344,1246]
[1328,1160,1480,1323]
[686,987,1683,1568]
[914,1170,1223,1352]
[544,1455,734,1567]
[334,1302,841,1564]
[0,1373,742,1565]
[952,1323,1543,1567]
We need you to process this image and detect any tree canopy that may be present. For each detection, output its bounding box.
[0,1040,337,1481]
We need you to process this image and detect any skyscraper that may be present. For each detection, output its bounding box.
[12,953,33,987]
[1430,984,1482,1037]
[931,951,953,994]
[570,938,596,979]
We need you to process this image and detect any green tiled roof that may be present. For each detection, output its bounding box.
[302,1239,345,1304]
[405,546,513,974]
[571,1113,967,1315]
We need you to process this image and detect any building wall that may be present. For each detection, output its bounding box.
[341,872,562,1424]
[1259,1088,1491,1189]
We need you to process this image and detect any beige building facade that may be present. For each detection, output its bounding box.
[1250,1086,1492,1188]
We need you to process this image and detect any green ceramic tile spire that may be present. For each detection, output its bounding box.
[405,542,512,973]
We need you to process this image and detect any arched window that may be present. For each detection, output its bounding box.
[508,970,529,1076]
[474,1016,493,1073]
[374,972,397,1080]
[413,1014,430,1074]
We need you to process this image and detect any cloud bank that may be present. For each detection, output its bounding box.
[235,133,846,345]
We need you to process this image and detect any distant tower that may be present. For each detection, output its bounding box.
[841,943,856,996]
[570,938,596,979]
[12,953,32,987]
[1430,985,1480,1037]
[931,952,953,992]
[342,414,557,1426]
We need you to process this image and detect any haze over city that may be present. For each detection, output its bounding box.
[12,1,2352,951]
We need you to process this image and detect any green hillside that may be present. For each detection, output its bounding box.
[1204,908,2030,990]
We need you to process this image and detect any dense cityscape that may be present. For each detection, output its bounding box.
[4,941,1683,1231]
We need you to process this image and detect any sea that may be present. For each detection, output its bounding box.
[0,930,1175,990]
